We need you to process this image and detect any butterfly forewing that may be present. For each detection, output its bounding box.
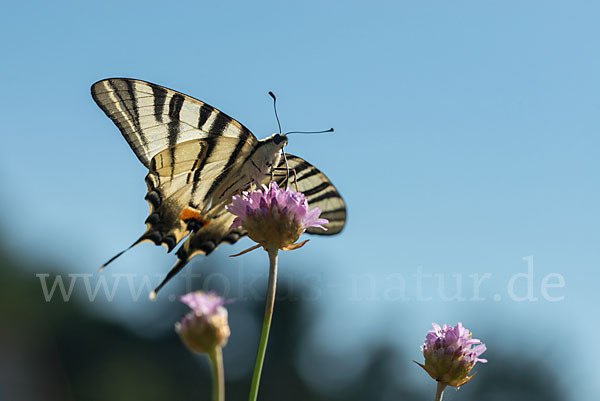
[91,78,255,167]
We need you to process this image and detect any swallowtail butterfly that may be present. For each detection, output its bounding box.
[91,78,346,296]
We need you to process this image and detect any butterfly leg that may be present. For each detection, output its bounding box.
[272,167,299,191]
[282,152,290,187]
[291,167,299,191]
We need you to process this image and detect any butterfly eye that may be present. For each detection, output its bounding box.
[273,134,286,145]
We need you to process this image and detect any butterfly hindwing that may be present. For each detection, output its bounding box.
[142,136,257,252]
[150,206,247,297]
[275,154,346,235]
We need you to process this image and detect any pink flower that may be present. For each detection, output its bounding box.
[226,182,328,251]
[175,291,231,354]
[180,291,227,317]
[417,322,487,388]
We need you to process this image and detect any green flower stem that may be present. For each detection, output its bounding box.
[248,248,279,401]
[434,382,447,401]
[208,347,225,401]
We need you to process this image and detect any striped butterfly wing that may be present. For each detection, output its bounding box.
[93,78,259,268]
[91,78,254,168]
[142,136,256,252]
[151,206,246,296]
[274,154,346,234]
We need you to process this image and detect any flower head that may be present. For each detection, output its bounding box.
[416,322,487,388]
[175,291,231,354]
[226,182,328,251]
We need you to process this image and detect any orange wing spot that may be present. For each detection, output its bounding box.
[181,207,201,221]
[181,207,211,230]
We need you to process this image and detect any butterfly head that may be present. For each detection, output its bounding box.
[250,133,288,181]
[272,133,288,149]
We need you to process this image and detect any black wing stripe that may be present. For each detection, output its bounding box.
[168,94,185,119]
[124,79,146,146]
[210,111,231,136]
[185,144,208,185]
[296,168,319,181]
[290,160,311,175]
[302,182,331,196]
[106,80,147,148]
[219,175,250,199]
[150,83,168,123]
[167,94,185,177]
[197,103,211,129]
[308,191,339,203]
[94,93,131,147]
[273,160,311,178]
[319,215,346,223]
[319,207,346,216]
[203,126,251,203]
[190,140,216,205]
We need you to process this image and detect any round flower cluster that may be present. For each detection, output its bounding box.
[418,322,487,388]
[226,182,328,251]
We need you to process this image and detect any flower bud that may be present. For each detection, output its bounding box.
[175,291,230,354]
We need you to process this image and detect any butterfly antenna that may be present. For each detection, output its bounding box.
[269,91,291,185]
[285,128,334,135]
[269,91,283,134]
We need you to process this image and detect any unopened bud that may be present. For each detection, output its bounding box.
[175,291,231,354]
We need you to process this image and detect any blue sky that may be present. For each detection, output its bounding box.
[2,1,599,399]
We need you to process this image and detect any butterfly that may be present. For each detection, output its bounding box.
[91,78,346,297]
